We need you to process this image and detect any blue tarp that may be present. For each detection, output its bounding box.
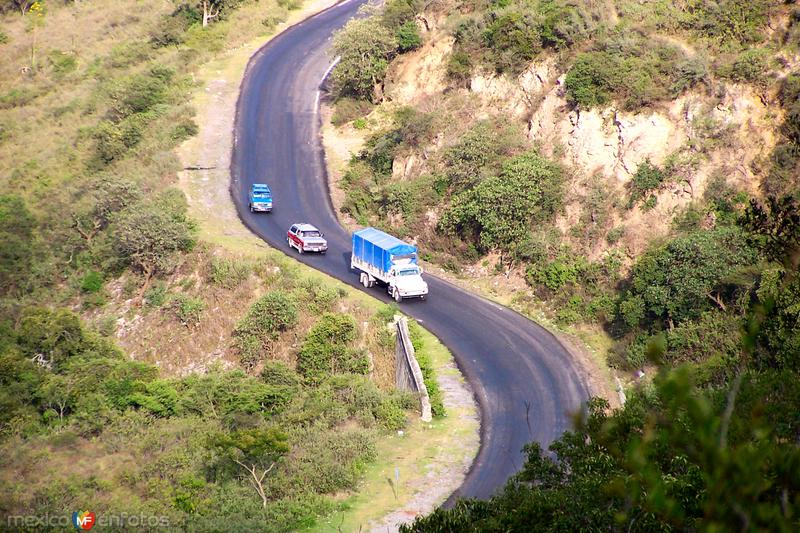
[352,228,418,274]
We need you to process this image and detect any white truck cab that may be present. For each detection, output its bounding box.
[388,264,427,302]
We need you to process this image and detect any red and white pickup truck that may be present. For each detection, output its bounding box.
[287,223,328,254]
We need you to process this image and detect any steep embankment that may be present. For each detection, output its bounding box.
[323,0,799,375]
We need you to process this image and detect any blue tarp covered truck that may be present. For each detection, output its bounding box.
[351,228,428,302]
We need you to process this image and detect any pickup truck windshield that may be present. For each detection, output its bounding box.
[302,231,321,237]
[253,193,271,199]
[397,268,419,277]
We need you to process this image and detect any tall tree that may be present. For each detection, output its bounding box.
[197,0,241,27]
[331,18,398,102]
[211,427,289,508]
[112,189,196,296]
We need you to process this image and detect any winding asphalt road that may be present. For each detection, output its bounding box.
[230,0,590,501]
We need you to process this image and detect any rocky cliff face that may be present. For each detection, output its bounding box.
[380,12,782,259]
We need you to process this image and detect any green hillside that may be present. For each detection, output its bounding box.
[325,0,800,529]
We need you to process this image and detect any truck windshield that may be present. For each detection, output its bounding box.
[397,268,419,276]
[253,193,271,199]
[303,231,321,237]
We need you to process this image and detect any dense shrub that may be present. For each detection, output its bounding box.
[48,50,77,77]
[296,313,367,382]
[446,49,474,86]
[717,48,772,87]
[170,295,205,326]
[443,119,524,192]
[454,0,597,74]
[234,290,298,369]
[80,271,104,293]
[628,159,666,207]
[0,195,36,296]
[236,291,298,339]
[93,116,147,164]
[763,73,800,197]
[620,227,758,329]
[381,0,419,29]
[339,108,436,221]
[106,68,172,121]
[396,20,422,52]
[209,256,252,288]
[679,0,773,46]
[441,151,564,251]
[565,36,699,110]
[665,312,743,385]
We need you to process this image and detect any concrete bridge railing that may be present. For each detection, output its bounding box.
[395,317,432,422]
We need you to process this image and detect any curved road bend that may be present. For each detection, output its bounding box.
[230,0,590,501]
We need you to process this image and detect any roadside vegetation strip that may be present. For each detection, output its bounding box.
[308,322,478,533]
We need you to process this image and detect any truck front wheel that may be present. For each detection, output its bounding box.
[393,287,402,302]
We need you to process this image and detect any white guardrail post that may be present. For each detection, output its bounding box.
[395,317,433,422]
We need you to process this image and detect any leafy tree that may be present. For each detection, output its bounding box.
[112,189,197,293]
[210,427,289,508]
[402,369,800,532]
[197,0,242,27]
[16,308,86,371]
[39,373,79,424]
[0,194,36,296]
[441,151,564,252]
[73,176,142,245]
[234,291,298,370]
[0,347,43,432]
[623,227,758,329]
[297,313,368,382]
[330,18,398,102]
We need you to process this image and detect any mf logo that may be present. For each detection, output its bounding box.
[72,510,96,531]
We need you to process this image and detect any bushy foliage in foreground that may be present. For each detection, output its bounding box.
[331,0,423,102]
[0,307,409,530]
[403,367,800,532]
